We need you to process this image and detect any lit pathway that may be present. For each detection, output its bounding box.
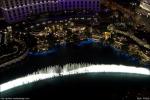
[107,25,150,50]
[0,46,18,59]
[0,39,28,68]
[140,1,150,13]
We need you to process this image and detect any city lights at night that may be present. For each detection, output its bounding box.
[0,0,150,99]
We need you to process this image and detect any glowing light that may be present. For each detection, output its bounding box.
[140,2,150,12]
[62,65,150,76]
[0,64,150,92]
[0,73,59,92]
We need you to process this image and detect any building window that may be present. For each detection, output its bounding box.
[21,7,24,11]
[43,4,45,11]
[8,11,11,17]
[85,1,87,7]
[61,2,63,5]
[18,9,21,15]
[97,1,100,7]
[65,2,67,5]
[10,1,14,7]
[6,3,9,9]
[73,2,75,8]
[26,7,28,11]
[89,1,91,4]
[24,0,27,5]
[30,6,32,10]
[65,1,67,9]
[69,2,71,8]
[69,1,71,5]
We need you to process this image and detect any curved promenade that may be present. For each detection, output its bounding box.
[0,39,28,69]
[107,25,150,50]
[0,50,28,68]
[0,46,18,59]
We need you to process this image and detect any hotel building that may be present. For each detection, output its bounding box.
[0,0,100,23]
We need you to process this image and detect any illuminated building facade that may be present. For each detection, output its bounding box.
[0,0,100,23]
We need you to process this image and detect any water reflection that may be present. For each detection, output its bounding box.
[1,64,150,92]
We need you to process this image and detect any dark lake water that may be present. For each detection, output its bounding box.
[0,42,141,83]
[1,42,149,98]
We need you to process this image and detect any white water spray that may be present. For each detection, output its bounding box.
[0,64,150,92]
